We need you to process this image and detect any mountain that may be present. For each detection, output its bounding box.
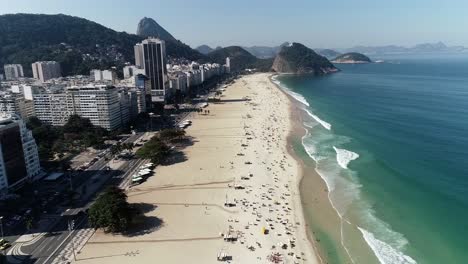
[344,42,467,55]
[196,45,214,55]
[315,49,341,59]
[411,41,447,52]
[242,42,289,59]
[136,17,176,41]
[272,43,337,74]
[135,17,205,61]
[206,46,273,72]
[0,14,205,76]
[332,52,371,63]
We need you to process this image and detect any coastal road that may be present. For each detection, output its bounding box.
[7,108,200,263]
[6,133,147,263]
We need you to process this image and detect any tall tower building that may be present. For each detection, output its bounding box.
[134,43,144,69]
[3,64,24,80]
[135,38,168,103]
[32,61,61,82]
[225,57,231,74]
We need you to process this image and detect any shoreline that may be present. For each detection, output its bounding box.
[271,74,380,264]
[270,74,325,263]
[274,75,325,264]
[75,73,321,263]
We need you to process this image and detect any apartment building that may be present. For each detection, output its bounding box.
[0,113,40,194]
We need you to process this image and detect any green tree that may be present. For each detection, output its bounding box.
[88,186,135,233]
[159,128,186,142]
[63,115,94,134]
[136,137,170,165]
[25,216,34,232]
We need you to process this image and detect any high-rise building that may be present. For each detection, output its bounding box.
[225,57,231,73]
[0,92,35,119]
[32,61,61,82]
[33,85,134,130]
[3,64,24,80]
[0,113,41,194]
[134,44,144,69]
[135,38,168,103]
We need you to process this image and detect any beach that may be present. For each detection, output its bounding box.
[75,73,320,263]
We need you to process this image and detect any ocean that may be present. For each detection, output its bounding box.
[274,53,468,264]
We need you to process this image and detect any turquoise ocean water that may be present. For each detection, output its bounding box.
[274,53,468,264]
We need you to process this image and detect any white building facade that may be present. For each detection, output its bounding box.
[3,64,24,80]
[32,61,61,82]
[33,85,139,130]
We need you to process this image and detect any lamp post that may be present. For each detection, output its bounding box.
[0,216,4,240]
[149,113,154,131]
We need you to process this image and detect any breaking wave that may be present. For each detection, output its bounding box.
[358,227,417,264]
[333,146,360,169]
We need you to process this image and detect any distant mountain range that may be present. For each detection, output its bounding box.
[196,43,289,58]
[342,42,467,55]
[199,41,468,60]
[315,49,342,59]
[195,45,222,55]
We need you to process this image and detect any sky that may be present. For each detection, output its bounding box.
[1,0,467,49]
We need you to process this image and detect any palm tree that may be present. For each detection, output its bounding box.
[25,217,33,233]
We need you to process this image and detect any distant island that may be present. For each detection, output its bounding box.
[332,52,372,64]
[272,43,338,74]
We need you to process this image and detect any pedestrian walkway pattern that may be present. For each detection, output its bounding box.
[7,214,60,263]
[51,228,95,264]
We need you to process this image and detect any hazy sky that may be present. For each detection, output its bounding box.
[1,0,467,48]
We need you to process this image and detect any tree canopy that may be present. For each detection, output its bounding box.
[135,136,170,165]
[159,128,186,142]
[26,115,108,168]
[88,186,135,233]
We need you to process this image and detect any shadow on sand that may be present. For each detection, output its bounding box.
[122,203,164,237]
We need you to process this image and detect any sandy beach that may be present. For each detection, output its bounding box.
[75,73,319,264]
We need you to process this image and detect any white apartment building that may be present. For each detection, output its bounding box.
[169,72,188,94]
[33,85,133,130]
[225,57,231,73]
[92,69,118,84]
[32,61,61,82]
[0,113,41,194]
[10,84,45,101]
[0,92,35,119]
[123,65,145,79]
[3,64,24,80]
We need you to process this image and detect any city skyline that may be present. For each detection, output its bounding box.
[0,0,467,49]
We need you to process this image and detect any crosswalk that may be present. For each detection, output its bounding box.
[50,228,95,264]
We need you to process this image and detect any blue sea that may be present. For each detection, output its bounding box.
[274,53,468,264]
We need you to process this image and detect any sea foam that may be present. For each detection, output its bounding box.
[333,146,359,169]
[358,227,417,264]
[271,76,310,107]
[304,109,332,130]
